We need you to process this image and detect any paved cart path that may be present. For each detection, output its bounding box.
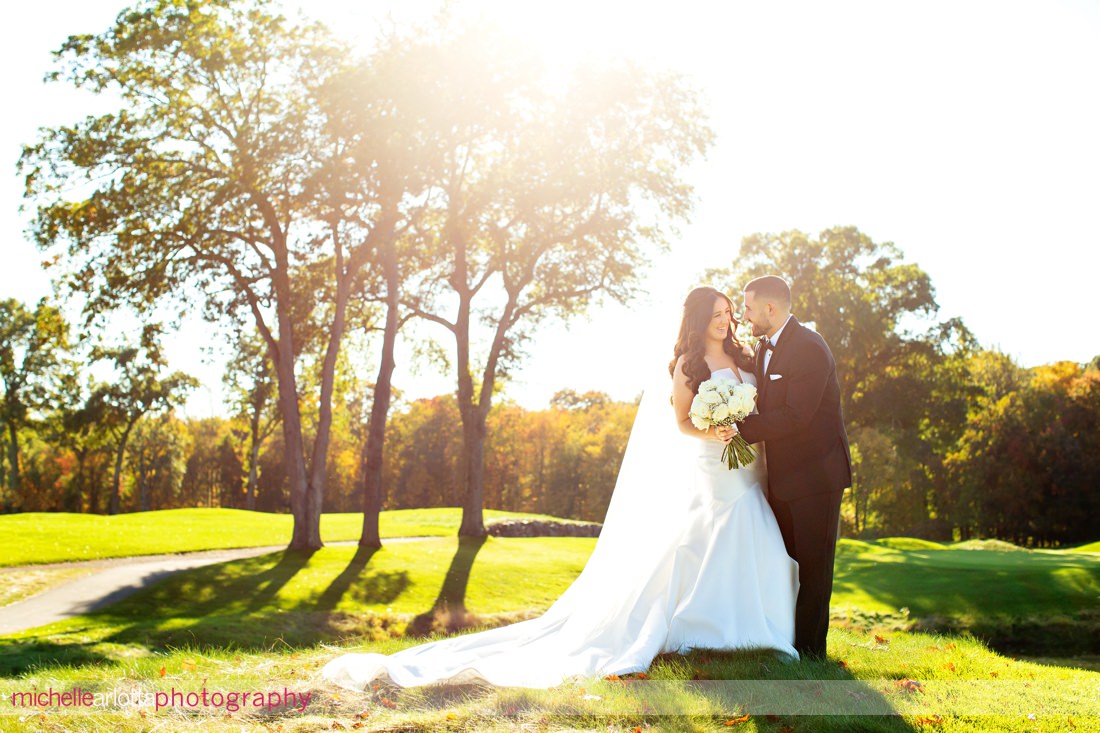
[0,538,427,635]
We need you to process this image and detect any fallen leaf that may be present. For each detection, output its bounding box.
[944,643,956,651]
[837,660,848,668]
[990,671,999,678]
[181,658,196,672]
[604,674,622,681]
[941,663,956,672]
[158,665,166,678]
[379,698,396,709]
[356,711,370,720]
[894,678,923,694]
[916,714,944,726]
[724,713,750,725]
[446,712,457,720]
[874,634,889,645]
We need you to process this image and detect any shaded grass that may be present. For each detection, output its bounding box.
[0,507,589,567]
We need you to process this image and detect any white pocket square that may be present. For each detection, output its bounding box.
[769,373,783,380]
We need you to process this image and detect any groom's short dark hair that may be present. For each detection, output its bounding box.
[745,276,791,308]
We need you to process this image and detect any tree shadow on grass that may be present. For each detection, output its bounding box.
[315,545,379,612]
[0,635,115,677]
[98,546,410,651]
[407,536,487,637]
[645,648,919,733]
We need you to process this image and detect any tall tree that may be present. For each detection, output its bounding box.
[0,298,69,500]
[393,25,712,536]
[312,42,432,546]
[87,335,196,514]
[223,331,280,510]
[20,0,374,547]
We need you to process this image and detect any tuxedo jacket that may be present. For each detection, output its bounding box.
[737,316,852,501]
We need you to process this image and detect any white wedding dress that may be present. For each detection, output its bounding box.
[322,367,798,690]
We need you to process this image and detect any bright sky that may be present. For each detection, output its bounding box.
[3,0,1099,415]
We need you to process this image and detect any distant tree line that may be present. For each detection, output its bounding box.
[4,269,1098,547]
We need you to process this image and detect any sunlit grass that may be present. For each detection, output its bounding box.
[0,507,590,567]
[0,533,1098,730]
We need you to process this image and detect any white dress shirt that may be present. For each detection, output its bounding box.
[764,315,793,374]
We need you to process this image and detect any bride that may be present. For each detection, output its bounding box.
[322,286,799,690]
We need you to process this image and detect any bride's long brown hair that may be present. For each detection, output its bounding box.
[669,286,754,394]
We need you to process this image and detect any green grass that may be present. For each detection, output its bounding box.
[0,507,587,567]
[1,625,1096,731]
[832,539,1100,655]
[0,527,1098,731]
[0,537,594,673]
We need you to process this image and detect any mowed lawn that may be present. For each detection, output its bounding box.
[0,507,593,566]
[2,533,1097,667]
[0,531,1098,732]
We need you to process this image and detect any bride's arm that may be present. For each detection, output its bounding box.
[671,356,725,442]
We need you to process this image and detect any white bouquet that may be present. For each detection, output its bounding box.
[688,377,758,469]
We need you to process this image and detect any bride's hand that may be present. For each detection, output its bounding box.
[714,425,737,443]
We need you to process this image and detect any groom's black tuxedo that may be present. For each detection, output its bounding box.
[737,316,851,658]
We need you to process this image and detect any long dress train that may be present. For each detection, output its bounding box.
[322,367,798,689]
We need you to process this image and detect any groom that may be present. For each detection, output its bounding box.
[730,275,851,659]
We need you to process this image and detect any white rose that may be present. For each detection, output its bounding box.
[712,403,730,421]
[730,384,757,416]
[699,379,719,393]
[699,390,723,406]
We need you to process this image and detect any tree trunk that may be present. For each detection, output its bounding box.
[138,447,148,512]
[108,421,135,515]
[453,284,487,537]
[458,408,488,536]
[6,422,19,494]
[360,242,400,548]
[272,307,315,549]
[303,262,352,552]
[246,416,261,511]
